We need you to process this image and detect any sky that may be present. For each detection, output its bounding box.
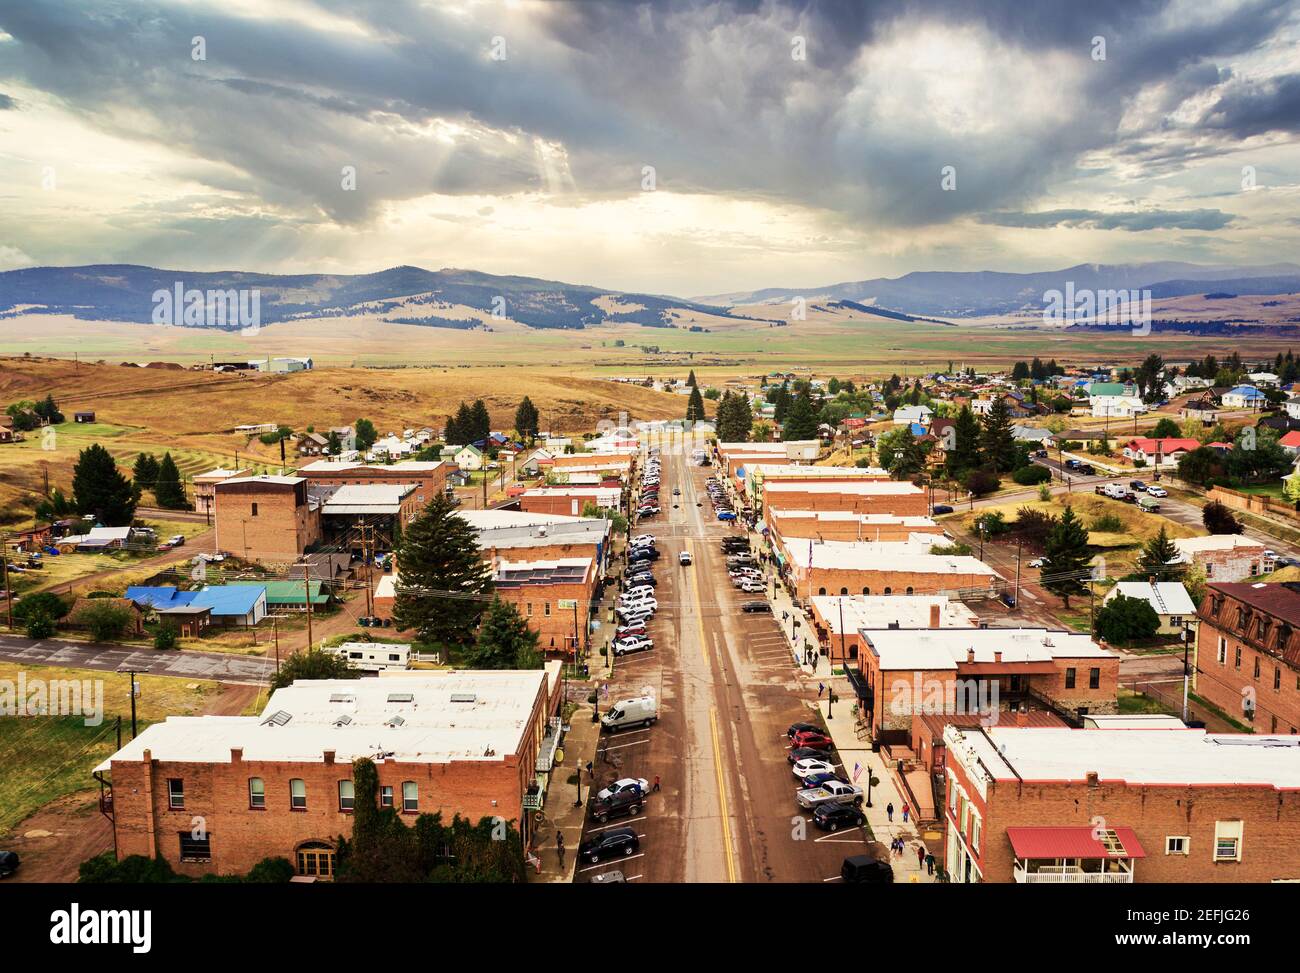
[0,0,1297,297]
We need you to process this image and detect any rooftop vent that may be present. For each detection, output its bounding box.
[450,693,477,704]
[387,693,414,704]
[263,710,292,727]
[329,694,355,704]
[333,715,352,727]
[386,715,406,728]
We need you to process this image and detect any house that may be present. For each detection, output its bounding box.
[93,668,561,876]
[1171,535,1270,581]
[892,405,933,426]
[55,526,134,553]
[64,597,145,637]
[73,411,96,423]
[1102,581,1197,636]
[1180,397,1220,423]
[452,444,484,471]
[1279,430,1300,456]
[1195,581,1300,734]
[1284,397,1300,421]
[1088,382,1146,418]
[1011,425,1053,446]
[1247,371,1279,387]
[943,725,1300,883]
[126,584,268,627]
[229,580,332,611]
[1221,385,1266,409]
[295,432,330,456]
[1120,437,1201,467]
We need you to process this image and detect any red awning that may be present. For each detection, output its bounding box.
[1006,826,1146,860]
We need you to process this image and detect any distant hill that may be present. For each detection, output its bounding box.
[0,264,734,330]
[699,262,1300,318]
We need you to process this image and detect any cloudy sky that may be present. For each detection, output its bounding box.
[0,0,1297,296]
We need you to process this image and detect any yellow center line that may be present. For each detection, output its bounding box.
[689,533,737,883]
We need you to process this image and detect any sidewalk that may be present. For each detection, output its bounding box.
[528,700,600,883]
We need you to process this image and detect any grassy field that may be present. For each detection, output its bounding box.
[0,663,224,836]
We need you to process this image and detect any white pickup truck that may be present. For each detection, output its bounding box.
[795,778,865,810]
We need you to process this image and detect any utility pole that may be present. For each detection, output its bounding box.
[1014,538,1022,608]
[301,562,314,651]
[1182,621,1192,723]
[1,533,11,630]
[273,616,280,674]
[128,671,138,739]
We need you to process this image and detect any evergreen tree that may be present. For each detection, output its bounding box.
[354,418,378,451]
[1137,525,1181,581]
[978,397,1017,472]
[947,406,981,474]
[469,399,491,441]
[466,598,543,669]
[1041,505,1091,607]
[132,452,160,491]
[781,387,818,441]
[325,429,343,454]
[152,453,188,509]
[1094,594,1160,644]
[34,394,64,424]
[715,391,752,442]
[394,494,494,647]
[1011,361,1030,382]
[71,443,137,526]
[685,385,706,422]
[513,396,540,443]
[771,381,792,424]
[686,369,697,388]
[878,426,926,479]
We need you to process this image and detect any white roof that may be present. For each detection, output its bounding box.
[955,727,1300,789]
[1110,581,1196,616]
[747,464,887,479]
[770,510,939,528]
[788,539,996,576]
[458,509,587,529]
[1172,535,1265,558]
[320,483,414,514]
[810,595,978,633]
[865,627,1112,671]
[763,480,923,495]
[193,467,246,481]
[221,474,304,486]
[522,487,619,499]
[95,671,548,771]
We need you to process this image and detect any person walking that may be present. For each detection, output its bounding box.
[902,802,910,824]
[925,852,936,875]
[652,774,661,792]
[916,844,925,869]
[556,831,565,865]
[886,802,894,823]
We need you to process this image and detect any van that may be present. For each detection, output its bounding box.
[601,695,658,732]
[1102,483,1128,500]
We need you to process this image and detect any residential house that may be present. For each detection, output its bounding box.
[1221,385,1266,409]
[1103,581,1197,636]
[1171,535,1270,581]
[1120,437,1201,468]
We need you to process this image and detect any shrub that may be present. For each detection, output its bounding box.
[963,467,1002,497]
[1011,465,1050,486]
[78,601,135,642]
[154,623,180,651]
[25,611,55,639]
[245,857,295,883]
[1203,500,1243,535]
[13,591,69,622]
[1095,594,1161,644]
[1089,513,1125,533]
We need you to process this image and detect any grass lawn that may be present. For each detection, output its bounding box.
[1117,687,1178,716]
[0,662,222,836]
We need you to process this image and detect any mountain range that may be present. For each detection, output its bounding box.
[2,260,1299,329]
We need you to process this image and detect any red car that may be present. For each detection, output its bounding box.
[615,625,647,639]
[791,730,834,751]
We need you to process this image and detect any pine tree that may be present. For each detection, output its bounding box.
[685,385,706,422]
[716,391,752,442]
[152,452,188,509]
[513,396,539,443]
[132,452,160,491]
[470,399,491,441]
[948,406,981,474]
[979,397,1017,472]
[1041,505,1091,608]
[466,598,543,669]
[1137,525,1181,581]
[781,387,818,441]
[71,443,138,526]
[354,418,377,451]
[451,402,475,443]
[393,494,494,647]
[686,370,697,388]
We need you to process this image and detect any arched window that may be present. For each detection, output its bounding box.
[862,587,870,595]
[296,841,335,878]
[818,587,827,596]
[883,587,892,595]
[905,586,914,595]
[248,777,265,809]
[840,587,848,595]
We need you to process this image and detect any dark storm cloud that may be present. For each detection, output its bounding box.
[981,208,1237,232]
[0,93,16,109]
[0,0,1294,232]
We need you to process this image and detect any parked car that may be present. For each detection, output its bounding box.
[0,850,18,878]
[787,745,828,764]
[615,624,647,639]
[578,826,640,864]
[737,580,765,593]
[841,854,893,884]
[813,803,867,832]
[596,777,649,802]
[742,601,771,614]
[791,729,834,750]
[678,551,693,565]
[601,696,658,732]
[931,504,954,514]
[787,721,822,738]
[1028,557,1045,568]
[613,636,653,656]
[592,789,644,823]
[631,534,655,545]
[796,778,865,810]
[799,771,843,791]
[159,533,186,549]
[1129,480,1145,491]
[589,870,626,884]
[792,757,836,779]
[1146,485,1167,497]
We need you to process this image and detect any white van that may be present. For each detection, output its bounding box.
[601,695,658,732]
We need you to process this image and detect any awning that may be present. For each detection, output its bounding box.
[1007,826,1146,860]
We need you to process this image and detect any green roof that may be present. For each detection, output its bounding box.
[1089,382,1129,397]
[229,580,330,605]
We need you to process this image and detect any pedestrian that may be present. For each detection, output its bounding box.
[925,852,936,875]
[886,802,894,823]
[818,682,826,698]
[586,760,594,781]
[556,831,565,864]
[902,802,910,823]
[652,774,661,792]
[916,845,925,868]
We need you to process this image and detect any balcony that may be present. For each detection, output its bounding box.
[1014,863,1134,884]
[534,716,563,773]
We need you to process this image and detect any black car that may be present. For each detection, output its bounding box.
[591,788,645,824]
[787,721,821,738]
[628,549,660,561]
[578,826,640,864]
[787,745,826,764]
[814,803,866,832]
[0,850,18,878]
[841,854,893,884]
[931,504,953,514]
[741,601,771,614]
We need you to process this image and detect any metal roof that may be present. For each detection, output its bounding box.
[1006,826,1146,860]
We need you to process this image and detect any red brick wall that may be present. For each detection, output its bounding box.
[770,514,942,543]
[795,564,996,600]
[520,493,610,517]
[495,578,595,654]
[303,465,448,507]
[1197,615,1300,734]
[215,481,322,565]
[764,488,928,522]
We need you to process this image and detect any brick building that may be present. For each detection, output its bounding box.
[192,467,251,517]
[458,510,610,575]
[492,557,596,656]
[1195,582,1300,735]
[943,726,1300,883]
[808,594,978,667]
[762,480,929,520]
[857,627,1118,740]
[520,487,621,516]
[214,475,323,565]
[1172,535,1270,582]
[298,460,450,508]
[95,668,562,877]
[783,540,1000,602]
[768,509,944,544]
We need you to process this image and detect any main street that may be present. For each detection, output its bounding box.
[580,445,871,883]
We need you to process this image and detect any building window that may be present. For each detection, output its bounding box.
[290,778,307,810]
[883,587,892,595]
[168,779,184,810]
[178,831,212,862]
[526,603,532,617]
[970,817,981,853]
[402,781,418,812]
[1064,668,1076,690]
[1089,668,1100,690]
[862,587,870,595]
[544,602,551,616]
[818,587,827,596]
[1213,821,1243,862]
[840,587,848,595]
[1166,836,1190,855]
[1253,658,1261,679]
[338,780,355,812]
[1235,647,1241,669]
[1217,637,1226,665]
[1276,668,1282,691]
[251,502,259,517]
[248,777,265,809]
[296,842,335,878]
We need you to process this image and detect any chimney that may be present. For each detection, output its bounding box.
[994,650,1002,663]
[323,750,336,765]
[967,647,975,663]
[142,748,152,764]
[1085,771,1099,787]
[929,603,941,628]
[231,748,243,764]
[1015,709,1027,727]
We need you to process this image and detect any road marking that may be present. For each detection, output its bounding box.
[586,815,647,832]
[822,875,844,882]
[709,705,738,884]
[578,852,645,872]
[600,739,649,751]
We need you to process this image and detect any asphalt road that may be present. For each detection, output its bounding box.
[580,447,869,883]
[0,633,276,685]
